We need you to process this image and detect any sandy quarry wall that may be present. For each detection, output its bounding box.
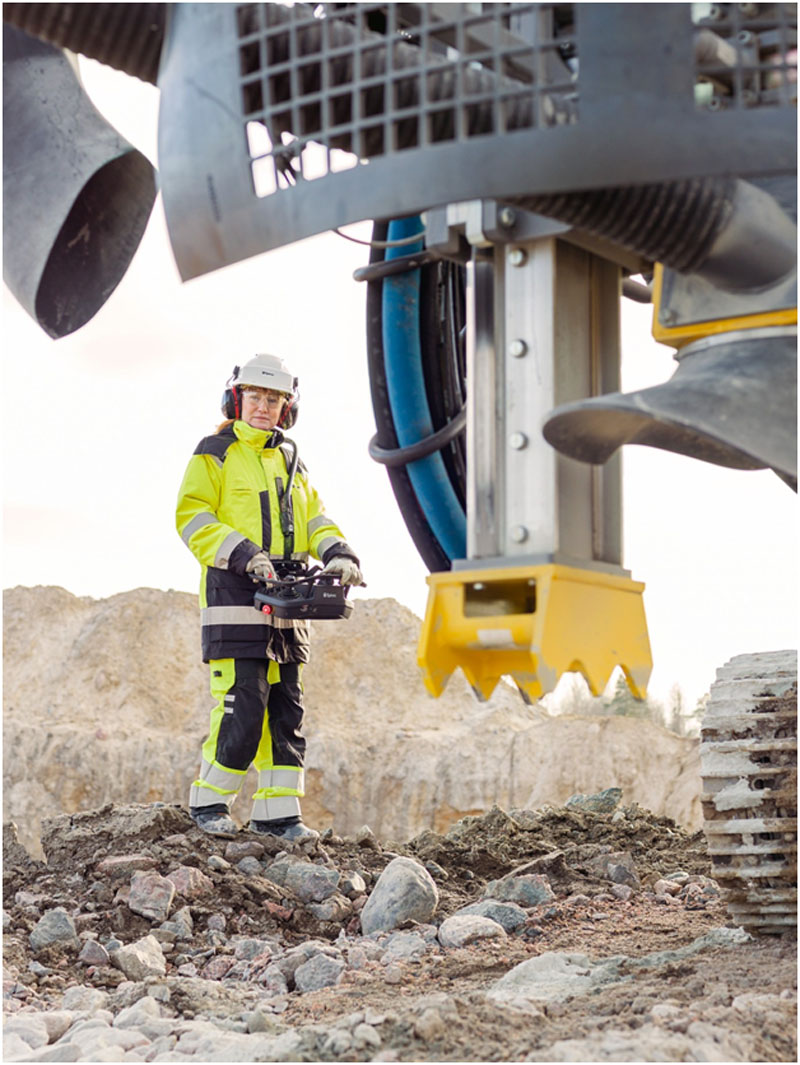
[3,586,702,857]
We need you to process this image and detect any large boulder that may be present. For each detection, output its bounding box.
[359,857,438,934]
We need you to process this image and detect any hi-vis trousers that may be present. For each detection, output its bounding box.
[189,658,306,822]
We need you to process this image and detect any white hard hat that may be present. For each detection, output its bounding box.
[234,353,296,395]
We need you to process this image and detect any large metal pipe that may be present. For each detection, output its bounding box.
[506,177,797,292]
[3,26,157,338]
[2,2,168,84]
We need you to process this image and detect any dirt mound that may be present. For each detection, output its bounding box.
[2,801,795,1062]
[2,801,708,947]
[406,802,711,890]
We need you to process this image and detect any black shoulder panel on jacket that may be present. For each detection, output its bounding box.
[194,425,237,462]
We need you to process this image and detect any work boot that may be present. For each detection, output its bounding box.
[249,815,319,842]
[190,805,238,838]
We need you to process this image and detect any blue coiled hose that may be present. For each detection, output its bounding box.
[381,216,467,561]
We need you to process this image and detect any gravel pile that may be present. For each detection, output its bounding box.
[3,799,794,1062]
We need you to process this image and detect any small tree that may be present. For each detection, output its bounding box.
[604,672,669,726]
[645,693,667,729]
[667,683,686,735]
[546,671,609,717]
[682,691,709,738]
[606,673,644,717]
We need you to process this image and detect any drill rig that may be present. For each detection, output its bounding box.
[3,2,797,932]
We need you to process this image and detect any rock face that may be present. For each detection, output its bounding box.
[3,586,702,856]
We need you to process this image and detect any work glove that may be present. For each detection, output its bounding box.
[246,552,277,581]
[322,556,363,586]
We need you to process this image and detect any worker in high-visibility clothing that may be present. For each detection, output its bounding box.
[176,353,363,840]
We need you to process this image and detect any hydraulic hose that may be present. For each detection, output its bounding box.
[381,217,466,562]
[365,223,451,573]
[369,406,466,467]
[422,257,468,507]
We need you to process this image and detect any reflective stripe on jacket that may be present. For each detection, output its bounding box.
[176,420,349,662]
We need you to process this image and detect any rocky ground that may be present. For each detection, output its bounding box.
[3,798,796,1063]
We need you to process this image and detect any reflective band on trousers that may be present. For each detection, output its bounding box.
[190,759,245,809]
[251,768,304,821]
[214,530,247,569]
[253,767,304,798]
[181,511,217,545]
[251,795,301,821]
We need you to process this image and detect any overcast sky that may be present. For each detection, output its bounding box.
[2,58,797,714]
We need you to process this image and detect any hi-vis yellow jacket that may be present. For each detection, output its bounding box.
[176,419,354,663]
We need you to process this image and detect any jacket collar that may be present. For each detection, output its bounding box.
[233,420,284,450]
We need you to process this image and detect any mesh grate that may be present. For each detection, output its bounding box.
[693,2,798,111]
[158,3,797,276]
[236,2,578,197]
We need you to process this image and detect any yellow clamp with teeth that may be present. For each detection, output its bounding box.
[418,563,652,703]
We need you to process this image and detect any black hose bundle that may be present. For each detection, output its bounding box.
[365,222,467,572]
[365,222,450,572]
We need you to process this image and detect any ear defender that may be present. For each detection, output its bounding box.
[221,386,241,420]
[279,377,300,429]
[221,366,241,419]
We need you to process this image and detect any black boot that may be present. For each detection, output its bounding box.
[249,814,319,841]
[190,804,238,838]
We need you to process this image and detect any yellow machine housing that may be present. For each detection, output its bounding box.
[651,263,797,348]
[418,563,652,704]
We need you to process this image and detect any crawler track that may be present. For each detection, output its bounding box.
[700,650,797,934]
